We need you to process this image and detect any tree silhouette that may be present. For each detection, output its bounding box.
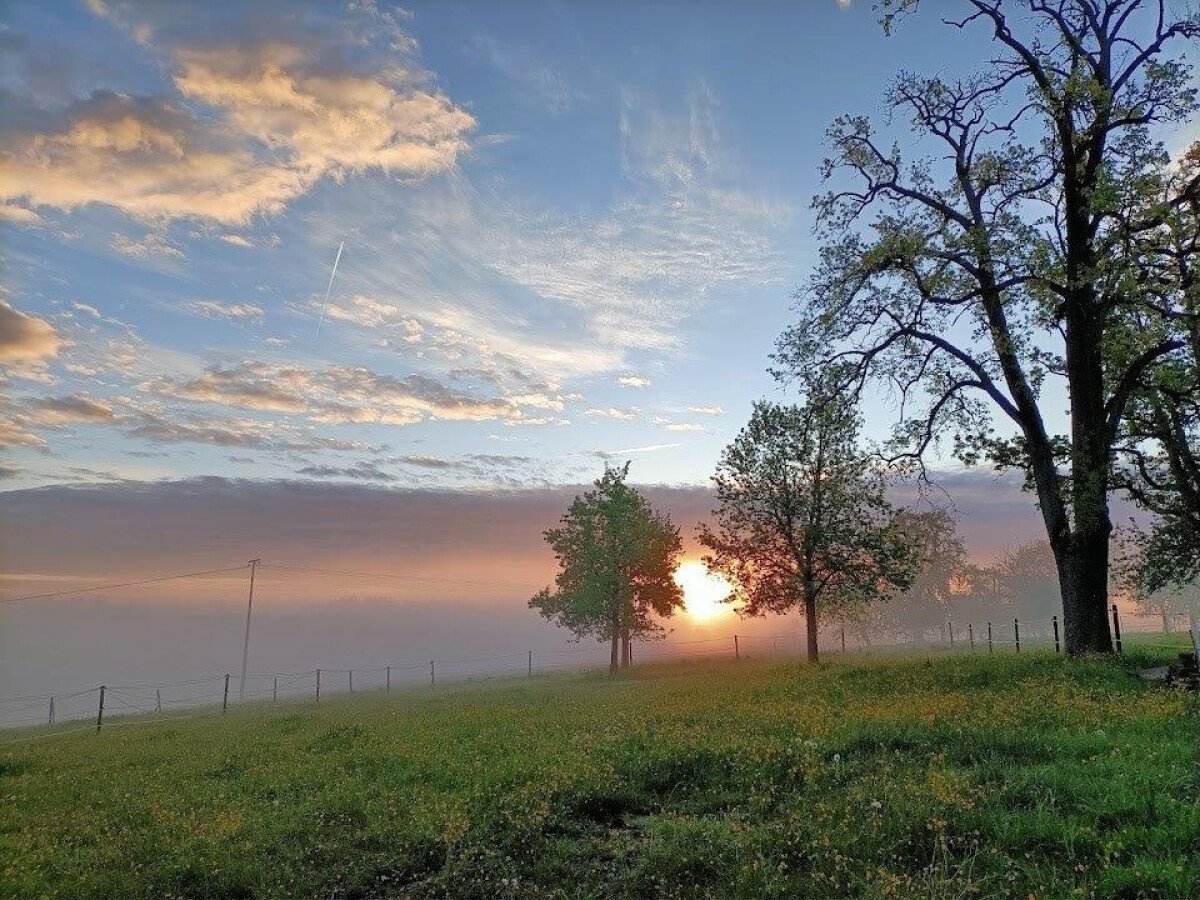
[530,464,684,673]
[699,398,916,662]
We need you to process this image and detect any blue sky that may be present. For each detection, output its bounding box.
[0,0,1134,492]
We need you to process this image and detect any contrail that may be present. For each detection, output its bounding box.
[313,240,345,339]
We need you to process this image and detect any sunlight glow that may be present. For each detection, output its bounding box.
[674,560,735,623]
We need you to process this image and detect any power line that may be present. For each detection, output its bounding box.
[0,564,250,605]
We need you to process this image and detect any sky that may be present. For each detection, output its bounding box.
[1,1,1190,707]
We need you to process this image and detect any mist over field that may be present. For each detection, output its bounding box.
[0,470,1063,711]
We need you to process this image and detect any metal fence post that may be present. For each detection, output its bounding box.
[1052,615,1060,653]
[96,685,106,733]
[1111,604,1123,653]
[222,673,230,714]
[1014,618,1021,653]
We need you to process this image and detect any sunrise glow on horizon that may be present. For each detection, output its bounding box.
[674,559,735,623]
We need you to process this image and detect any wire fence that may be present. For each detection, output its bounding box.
[3,599,1196,745]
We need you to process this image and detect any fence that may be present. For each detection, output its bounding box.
[3,598,1196,745]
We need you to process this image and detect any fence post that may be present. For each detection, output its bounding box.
[1052,615,1060,654]
[48,695,55,726]
[272,676,278,702]
[1014,618,1021,653]
[95,685,106,733]
[948,620,955,649]
[987,622,993,653]
[386,666,391,692]
[840,626,846,653]
[156,689,162,712]
[315,668,321,702]
[528,651,533,677]
[1111,604,1123,653]
[734,635,740,660]
[349,670,354,695]
[222,673,230,714]
[968,623,974,651]
[1190,615,1198,669]
[430,660,435,686]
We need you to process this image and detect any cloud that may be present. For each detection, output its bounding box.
[0,22,474,226]
[617,374,652,389]
[18,394,116,426]
[145,360,529,426]
[687,404,724,416]
[219,233,254,248]
[0,203,43,225]
[470,35,579,114]
[665,421,704,433]
[0,300,62,364]
[111,229,185,260]
[590,443,680,460]
[186,300,265,321]
[585,407,639,421]
[298,461,397,483]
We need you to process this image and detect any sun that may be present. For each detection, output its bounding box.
[674,560,734,623]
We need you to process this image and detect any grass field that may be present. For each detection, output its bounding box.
[2,649,1198,899]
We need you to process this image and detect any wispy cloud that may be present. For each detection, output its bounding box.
[186,300,265,322]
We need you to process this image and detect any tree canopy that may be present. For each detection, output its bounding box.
[699,397,916,662]
[530,464,684,673]
[776,0,1200,653]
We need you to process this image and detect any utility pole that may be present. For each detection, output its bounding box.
[239,558,260,700]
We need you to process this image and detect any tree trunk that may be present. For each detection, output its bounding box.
[804,590,819,664]
[1060,307,1115,655]
[620,630,630,668]
[609,631,619,674]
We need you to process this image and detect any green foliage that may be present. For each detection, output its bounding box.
[531,464,684,659]
[2,651,1195,898]
[700,398,916,659]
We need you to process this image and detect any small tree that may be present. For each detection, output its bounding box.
[888,508,970,642]
[699,397,916,662]
[531,464,684,673]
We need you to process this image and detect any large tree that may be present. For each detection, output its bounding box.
[531,464,684,673]
[776,0,1199,653]
[699,398,916,662]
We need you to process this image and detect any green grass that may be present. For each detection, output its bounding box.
[2,650,1198,899]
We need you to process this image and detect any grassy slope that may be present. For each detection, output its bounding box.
[2,650,1197,899]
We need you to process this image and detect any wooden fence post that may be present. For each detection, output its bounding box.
[48,695,55,726]
[1111,604,1123,653]
[349,670,354,694]
[1014,618,1020,653]
[1052,615,1060,653]
[95,685,105,733]
[222,673,230,714]
[528,651,533,677]
[987,622,993,653]
[156,689,162,712]
[948,620,955,649]
[315,668,321,702]
[272,676,277,702]
[734,635,740,659]
[430,660,435,686]
[386,666,391,692]
[968,623,974,651]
